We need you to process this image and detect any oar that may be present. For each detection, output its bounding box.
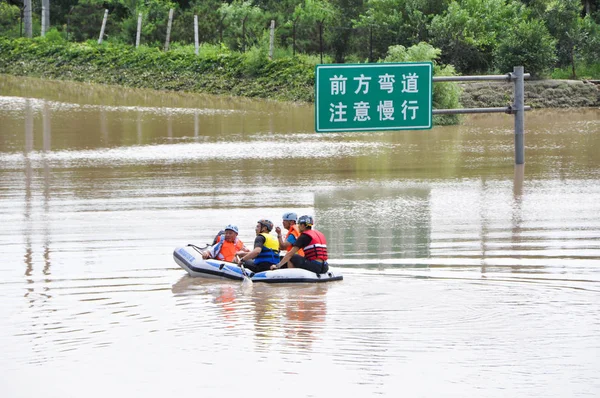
[236,255,253,287]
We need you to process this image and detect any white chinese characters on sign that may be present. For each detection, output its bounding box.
[329,102,347,122]
[378,73,395,93]
[326,69,423,124]
[401,100,419,120]
[353,101,370,121]
[330,75,347,95]
[354,74,371,94]
[377,100,395,121]
[401,73,419,93]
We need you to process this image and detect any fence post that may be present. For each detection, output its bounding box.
[242,15,247,52]
[164,8,174,52]
[41,0,49,36]
[136,13,142,48]
[269,20,275,60]
[23,0,32,38]
[98,9,108,44]
[318,20,324,64]
[513,66,525,165]
[194,15,199,55]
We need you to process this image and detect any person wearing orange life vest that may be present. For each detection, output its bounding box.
[201,224,247,262]
[271,215,328,274]
[275,212,304,258]
[237,219,280,273]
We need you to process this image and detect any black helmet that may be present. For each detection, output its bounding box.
[298,215,314,227]
[257,219,274,232]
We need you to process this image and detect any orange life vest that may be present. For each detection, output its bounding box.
[214,235,244,262]
[286,224,304,256]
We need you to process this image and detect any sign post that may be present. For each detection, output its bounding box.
[315,63,433,133]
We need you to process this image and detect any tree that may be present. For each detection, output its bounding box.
[327,0,365,63]
[494,18,556,78]
[291,0,335,57]
[429,0,525,74]
[384,42,462,125]
[218,0,266,52]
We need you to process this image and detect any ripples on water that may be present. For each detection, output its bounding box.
[1,76,599,397]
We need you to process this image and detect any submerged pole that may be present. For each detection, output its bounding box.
[513,66,525,165]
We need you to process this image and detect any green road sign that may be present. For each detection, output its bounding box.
[315,62,433,133]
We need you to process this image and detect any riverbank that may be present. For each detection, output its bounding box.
[1,37,598,108]
[460,80,600,108]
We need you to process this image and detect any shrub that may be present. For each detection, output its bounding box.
[384,42,462,125]
[494,18,557,78]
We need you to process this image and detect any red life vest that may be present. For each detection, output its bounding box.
[302,229,328,261]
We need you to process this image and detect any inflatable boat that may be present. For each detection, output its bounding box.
[173,245,343,283]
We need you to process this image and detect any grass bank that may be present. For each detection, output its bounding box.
[1,37,598,109]
[0,37,315,103]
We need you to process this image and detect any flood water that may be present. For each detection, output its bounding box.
[1,74,599,397]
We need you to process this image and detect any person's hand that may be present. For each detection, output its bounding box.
[270,263,280,270]
[275,226,281,235]
[201,251,209,259]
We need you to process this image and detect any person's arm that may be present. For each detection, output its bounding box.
[237,235,264,264]
[275,227,291,250]
[238,247,261,263]
[202,244,217,259]
[271,246,300,270]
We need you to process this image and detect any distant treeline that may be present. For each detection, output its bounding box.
[1,0,599,78]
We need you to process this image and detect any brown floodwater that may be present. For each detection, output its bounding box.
[1,74,599,397]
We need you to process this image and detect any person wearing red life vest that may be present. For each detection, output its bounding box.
[271,215,328,274]
[201,224,247,262]
[275,212,305,257]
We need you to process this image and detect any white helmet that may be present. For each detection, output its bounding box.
[282,212,297,222]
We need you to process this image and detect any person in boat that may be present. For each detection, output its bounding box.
[275,212,304,258]
[236,219,280,273]
[201,224,247,262]
[270,215,328,274]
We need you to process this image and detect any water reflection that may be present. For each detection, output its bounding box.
[171,276,330,353]
[316,187,432,263]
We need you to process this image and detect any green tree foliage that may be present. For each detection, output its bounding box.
[0,2,21,38]
[494,18,556,78]
[353,0,451,62]
[384,42,461,125]
[578,15,600,65]
[1,0,599,82]
[290,0,336,55]
[218,0,266,52]
[327,0,365,63]
[429,0,525,74]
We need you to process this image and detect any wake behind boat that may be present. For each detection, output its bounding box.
[173,245,343,283]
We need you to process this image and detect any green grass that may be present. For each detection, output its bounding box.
[551,63,600,80]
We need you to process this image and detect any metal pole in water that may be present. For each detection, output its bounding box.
[513,66,525,165]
